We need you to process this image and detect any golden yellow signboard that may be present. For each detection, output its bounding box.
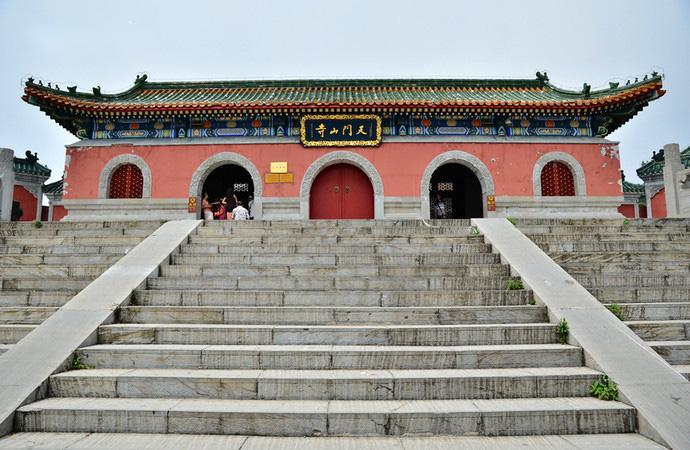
[300,114,382,147]
[270,162,288,173]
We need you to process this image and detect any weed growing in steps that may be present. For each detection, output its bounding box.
[589,375,619,401]
[70,354,93,370]
[606,303,624,320]
[506,277,524,290]
[555,318,569,344]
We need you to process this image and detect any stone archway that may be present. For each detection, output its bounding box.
[98,154,152,199]
[300,151,384,219]
[532,151,587,196]
[421,150,495,218]
[188,152,263,219]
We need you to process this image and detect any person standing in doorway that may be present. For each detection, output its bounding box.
[433,194,447,219]
[232,200,250,220]
[201,192,213,220]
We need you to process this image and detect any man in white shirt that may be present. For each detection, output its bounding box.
[232,200,250,220]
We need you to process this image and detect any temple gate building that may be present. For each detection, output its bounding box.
[22,72,664,221]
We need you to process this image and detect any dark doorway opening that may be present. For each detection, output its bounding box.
[429,163,483,219]
[201,164,254,217]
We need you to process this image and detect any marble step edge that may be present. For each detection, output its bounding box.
[15,397,637,436]
[49,366,603,400]
[76,343,583,370]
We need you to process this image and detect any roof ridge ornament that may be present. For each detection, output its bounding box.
[582,83,591,98]
[535,71,549,83]
[135,74,148,86]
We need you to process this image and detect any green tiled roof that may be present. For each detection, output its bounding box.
[13,156,51,177]
[42,178,63,195]
[24,73,664,109]
[622,180,644,193]
[637,147,690,179]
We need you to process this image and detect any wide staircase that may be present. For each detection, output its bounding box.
[519,219,690,380]
[8,220,655,446]
[0,221,159,355]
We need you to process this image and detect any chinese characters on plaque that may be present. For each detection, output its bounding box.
[300,115,382,147]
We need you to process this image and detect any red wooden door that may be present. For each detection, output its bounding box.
[310,164,374,219]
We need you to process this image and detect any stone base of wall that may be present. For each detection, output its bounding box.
[60,195,625,221]
[492,196,624,219]
[61,198,194,222]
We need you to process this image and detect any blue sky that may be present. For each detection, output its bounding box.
[1,0,688,184]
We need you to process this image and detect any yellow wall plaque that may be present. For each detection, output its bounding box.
[270,162,288,173]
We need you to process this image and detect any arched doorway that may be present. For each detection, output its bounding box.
[429,163,483,219]
[310,164,374,219]
[201,164,254,217]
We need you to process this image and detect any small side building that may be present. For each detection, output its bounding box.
[637,145,690,218]
[618,172,646,218]
[0,148,64,222]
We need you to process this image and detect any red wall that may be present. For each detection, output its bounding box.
[617,204,636,218]
[13,185,37,221]
[64,141,623,200]
[651,188,667,218]
[52,205,68,221]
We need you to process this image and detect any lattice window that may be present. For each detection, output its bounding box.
[541,161,575,196]
[437,182,454,191]
[108,164,144,199]
[234,183,249,192]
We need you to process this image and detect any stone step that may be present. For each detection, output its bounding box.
[77,343,582,370]
[527,232,690,243]
[171,253,503,266]
[0,432,668,450]
[146,275,518,291]
[0,228,139,238]
[648,340,690,364]
[159,264,511,278]
[627,320,690,341]
[575,273,690,288]
[0,236,145,246]
[132,289,533,308]
[0,245,137,255]
[197,220,473,232]
[0,290,76,307]
[560,261,689,273]
[118,305,546,325]
[539,242,690,252]
[179,243,494,255]
[49,367,601,400]
[1,278,91,290]
[0,324,35,344]
[611,302,690,321]
[588,287,690,303]
[552,252,690,264]
[187,235,486,245]
[0,254,121,266]
[518,224,689,233]
[0,343,11,354]
[97,323,557,346]
[0,307,58,324]
[14,397,636,436]
[0,264,110,278]
[0,221,160,230]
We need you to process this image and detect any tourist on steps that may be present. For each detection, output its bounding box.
[213,197,228,220]
[232,200,250,220]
